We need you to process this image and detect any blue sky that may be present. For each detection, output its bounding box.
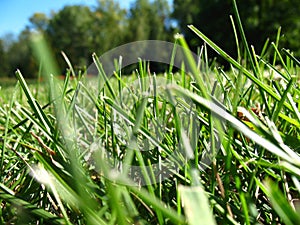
[0,0,152,37]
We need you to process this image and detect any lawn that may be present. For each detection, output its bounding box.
[1,6,300,225]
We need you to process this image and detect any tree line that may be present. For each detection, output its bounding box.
[1,0,300,78]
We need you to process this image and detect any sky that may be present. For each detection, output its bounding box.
[0,0,148,37]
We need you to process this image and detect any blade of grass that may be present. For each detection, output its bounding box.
[187,25,293,112]
[0,82,19,181]
[282,48,300,67]
[264,179,300,225]
[0,183,66,224]
[169,84,300,166]
[15,70,52,134]
[235,177,250,225]
[232,0,257,75]
[179,185,216,225]
[272,78,294,121]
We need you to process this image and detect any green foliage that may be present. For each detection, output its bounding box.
[1,15,300,223]
[1,3,300,223]
[46,5,95,72]
[5,29,38,78]
[173,0,300,58]
[127,0,170,41]
[173,0,233,52]
[92,0,127,52]
[0,40,9,77]
[29,12,49,32]
[2,0,300,77]
[0,0,173,77]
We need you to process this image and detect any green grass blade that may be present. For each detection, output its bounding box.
[170,84,300,166]
[187,25,293,112]
[15,70,52,134]
[0,183,66,224]
[232,0,257,75]
[272,78,294,121]
[282,48,300,67]
[179,185,216,225]
[264,179,300,225]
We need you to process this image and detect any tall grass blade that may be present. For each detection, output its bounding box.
[179,185,216,225]
[188,25,293,112]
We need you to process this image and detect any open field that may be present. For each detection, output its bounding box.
[1,11,300,225]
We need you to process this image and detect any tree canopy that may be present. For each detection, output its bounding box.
[1,0,300,78]
[173,0,300,58]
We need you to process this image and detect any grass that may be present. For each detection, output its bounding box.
[1,2,300,224]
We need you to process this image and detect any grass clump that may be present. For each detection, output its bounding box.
[1,2,300,225]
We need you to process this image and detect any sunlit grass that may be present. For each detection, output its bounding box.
[1,3,300,224]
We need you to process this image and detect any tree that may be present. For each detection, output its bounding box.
[173,0,300,58]
[46,2,130,72]
[46,5,95,72]
[6,29,38,78]
[92,0,128,54]
[127,0,171,41]
[29,13,49,32]
[0,39,9,77]
[123,0,173,73]
[249,0,300,56]
[2,0,175,78]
